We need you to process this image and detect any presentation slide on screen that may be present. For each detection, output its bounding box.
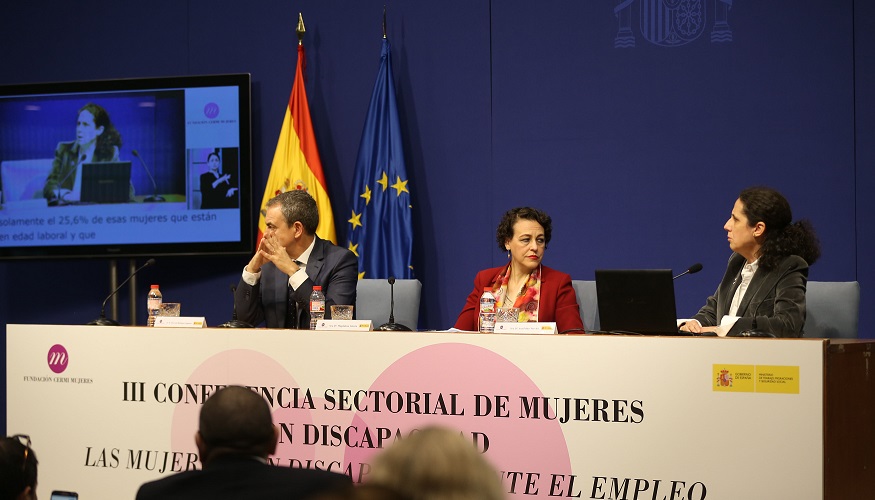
[0,85,243,248]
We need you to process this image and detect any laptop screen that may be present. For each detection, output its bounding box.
[79,161,132,204]
[595,269,684,335]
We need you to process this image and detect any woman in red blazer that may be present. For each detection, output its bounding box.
[454,207,585,333]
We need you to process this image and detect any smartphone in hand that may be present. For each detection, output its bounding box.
[51,491,78,500]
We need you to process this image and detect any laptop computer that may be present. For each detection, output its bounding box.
[594,269,689,335]
[79,161,132,204]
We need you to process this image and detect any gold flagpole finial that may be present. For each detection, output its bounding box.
[382,5,387,39]
[297,12,306,45]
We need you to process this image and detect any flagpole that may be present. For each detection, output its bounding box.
[346,7,414,281]
[258,11,337,244]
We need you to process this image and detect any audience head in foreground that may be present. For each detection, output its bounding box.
[0,434,38,500]
[196,384,277,464]
[136,385,352,500]
[365,426,505,500]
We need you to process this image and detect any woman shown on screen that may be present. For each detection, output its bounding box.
[43,102,123,203]
[199,151,238,209]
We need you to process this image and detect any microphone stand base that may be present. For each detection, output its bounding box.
[377,322,412,331]
[218,319,254,328]
[87,317,120,326]
[735,330,776,338]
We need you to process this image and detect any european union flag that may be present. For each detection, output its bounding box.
[347,38,413,280]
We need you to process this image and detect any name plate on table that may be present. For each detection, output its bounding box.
[316,319,373,331]
[154,316,208,328]
[494,322,558,335]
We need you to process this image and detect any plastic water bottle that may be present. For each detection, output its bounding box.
[147,284,162,327]
[309,286,325,330]
[479,287,496,333]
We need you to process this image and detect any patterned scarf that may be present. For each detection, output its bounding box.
[490,263,542,322]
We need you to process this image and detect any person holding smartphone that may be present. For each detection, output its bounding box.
[0,434,39,500]
[50,492,77,500]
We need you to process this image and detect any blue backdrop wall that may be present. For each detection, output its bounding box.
[2,1,873,431]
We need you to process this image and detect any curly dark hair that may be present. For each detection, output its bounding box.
[739,186,821,270]
[79,102,122,159]
[495,207,552,252]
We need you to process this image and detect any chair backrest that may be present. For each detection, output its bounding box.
[1,159,54,202]
[191,189,202,210]
[356,279,422,330]
[571,280,600,332]
[804,281,860,339]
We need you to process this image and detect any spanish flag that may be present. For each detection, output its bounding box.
[258,42,336,244]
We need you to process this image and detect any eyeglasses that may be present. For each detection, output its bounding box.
[11,434,31,470]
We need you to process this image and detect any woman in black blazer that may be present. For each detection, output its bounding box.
[681,186,820,337]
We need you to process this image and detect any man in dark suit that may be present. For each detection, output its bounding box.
[235,190,358,328]
[135,386,352,500]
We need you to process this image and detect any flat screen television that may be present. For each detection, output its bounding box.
[0,73,252,259]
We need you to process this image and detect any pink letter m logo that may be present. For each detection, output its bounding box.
[47,344,69,374]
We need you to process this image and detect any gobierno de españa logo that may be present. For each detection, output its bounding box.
[47,344,69,374]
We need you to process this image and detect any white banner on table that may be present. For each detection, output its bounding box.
[6,325,824,500]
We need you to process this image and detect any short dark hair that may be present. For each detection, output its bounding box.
[739,186,820,269]
[0,435,38,500]
[207,151,220,162]
[198,386,275,462]
[495,207,552,252]
[267,190,319,235]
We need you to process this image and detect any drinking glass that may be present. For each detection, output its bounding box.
[158,302,181,317]
[330,305,354,321]
[497,307,520,323]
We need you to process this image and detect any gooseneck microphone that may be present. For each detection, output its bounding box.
[131,150,165,202]
[673,262,703,280]
[50,154,86,206]
[88,258,156,326]
[219,284,254,328]
[377,276,412,331]
[738,312,775,337]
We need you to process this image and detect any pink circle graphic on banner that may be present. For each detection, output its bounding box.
[343,343,572,488]
[171,349,303,468]
[47,344,69,374]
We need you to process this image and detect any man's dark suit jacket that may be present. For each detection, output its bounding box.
[235,236,358,328]
[135,456,352,500]
[692,252,809,337]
